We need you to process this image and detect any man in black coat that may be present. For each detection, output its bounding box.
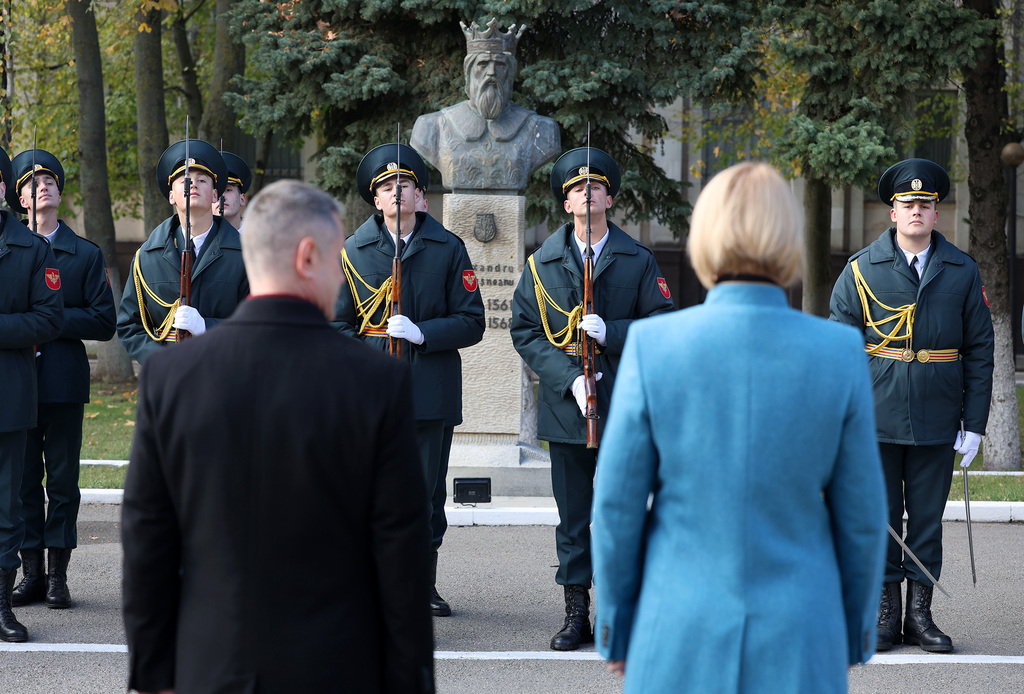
[122,180,434,694]
[0,147,64,642]
[6,149,116,611]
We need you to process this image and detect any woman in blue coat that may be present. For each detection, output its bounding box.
[592,162,887,693]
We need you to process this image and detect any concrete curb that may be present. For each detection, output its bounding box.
[81,490,1023,525]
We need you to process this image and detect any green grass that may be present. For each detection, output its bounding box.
[82,381,137,460]
[77,381,1024,498]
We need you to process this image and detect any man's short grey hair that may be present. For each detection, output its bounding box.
[241,180,343,278]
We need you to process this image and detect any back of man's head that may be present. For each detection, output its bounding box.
[242,180,342,289]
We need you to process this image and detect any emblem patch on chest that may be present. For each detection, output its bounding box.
[463,270,478,292]
[45,268,61,290]
[657,276,670,299]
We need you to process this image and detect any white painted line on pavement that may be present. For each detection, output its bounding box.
[435,651,602,660]
[868,654,1024,665]
[0,643,127,653]
[3,644,1022,665]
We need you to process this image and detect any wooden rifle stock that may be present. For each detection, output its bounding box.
[178,245,193,342]
[582,251,599,448]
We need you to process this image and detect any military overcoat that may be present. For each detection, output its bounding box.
[830,229,993,444]
[37,222,116,403]
[510,223,675,444]
[117,216,248,364]
[333,212,485,423]
[0,212,64,432]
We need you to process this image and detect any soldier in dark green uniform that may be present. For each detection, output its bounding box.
[830,159,994,653]
[117,140,249,363]
[214,151,252,231]
[0,147,64,642]
[5,150,116,610]
[333,143,485,617]
[510,148,675,651]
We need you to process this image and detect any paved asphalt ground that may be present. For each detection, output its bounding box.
[0,503,1022,693]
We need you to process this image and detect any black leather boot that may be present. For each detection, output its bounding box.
[11,549,46,607]
[45,548,72,609]
[550,585,593,651]
[0,568,28,642]
[903,578,952,652]
[875,581,902,651]
[429,551,451,617]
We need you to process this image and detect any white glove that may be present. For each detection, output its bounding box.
[579,314,607,346]
[570,372,603,416]
[953,430,982,468]
[386,314,424,345]
[172,305,206,336]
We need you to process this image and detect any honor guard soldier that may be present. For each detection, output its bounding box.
[333,143,485,617]
[117,139,249,363]
[214,150,252,231]
[0,147,64,642]
[830,159,994,653]
[510,147,675,651]
[6,150,116,611]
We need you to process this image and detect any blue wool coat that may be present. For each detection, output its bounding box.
[592,284,887,694]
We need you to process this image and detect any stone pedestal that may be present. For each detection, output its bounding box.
[442,194,550,496]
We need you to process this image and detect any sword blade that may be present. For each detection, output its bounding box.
[963,466,977,585]
[887,524,950,598]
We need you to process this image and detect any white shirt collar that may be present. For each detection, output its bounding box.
[572,228,610,265]
[190,223,214,255]
[897,243,930,275]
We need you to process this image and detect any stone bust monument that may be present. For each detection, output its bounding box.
[411,19,561,194]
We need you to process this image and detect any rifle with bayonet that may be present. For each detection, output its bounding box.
[581,127,599,449]
[178,118,194,342]
[389,128,403,358]
[30,128,37,235]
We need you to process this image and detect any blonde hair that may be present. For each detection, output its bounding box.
[687,162,804,289]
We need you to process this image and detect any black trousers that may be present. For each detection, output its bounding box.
[0,430,27,570]
[879,442,955,584]
[548,442,597,588]
[416,420,446,552]
[430,424,453,551]
[22,402,84,550]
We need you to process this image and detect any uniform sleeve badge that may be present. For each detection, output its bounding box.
[657,277,670,299]
[105,268,111,288]
[982,285,989,307]
[45,268,61,290]
[463,270,478,292]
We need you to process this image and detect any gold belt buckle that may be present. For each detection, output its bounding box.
[901,349,914,362]
[917,349,931,363]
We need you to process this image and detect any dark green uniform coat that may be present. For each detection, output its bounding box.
[511,223,675,444]
[117,216,248,364]
[830,229,993,444]
[0,212,64,432]
[333,212,485,423]
[36,222,116,403]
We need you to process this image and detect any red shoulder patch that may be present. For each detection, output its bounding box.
[657,277,671,299]
[463,270,478,292]
[105,268,111,288]
[45,268,61,291]
[982,285,989,307]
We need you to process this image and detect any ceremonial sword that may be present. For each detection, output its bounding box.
[887,524,950,598]
[961,421,978,586]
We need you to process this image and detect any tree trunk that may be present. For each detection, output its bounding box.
[198,0,244,147]
[171,8,203,126]
[1,2,12,147]
[251,131,274,196]
[67,0,134,382]
[802,175,832,317]
[962,0,1020,470]
[135,6,170,232]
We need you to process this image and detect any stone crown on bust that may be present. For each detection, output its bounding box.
[461,18,525,56]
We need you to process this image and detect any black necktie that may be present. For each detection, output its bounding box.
[396,238,405,257]
[911,256,920,280]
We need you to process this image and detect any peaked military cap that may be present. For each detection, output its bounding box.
[550,147,621,201]
[355,143,430,206]
[0,148,12,206]
[7,149,65,214]
[157,139,228,198]
[878,158,949,206]
[220,151,253,194]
